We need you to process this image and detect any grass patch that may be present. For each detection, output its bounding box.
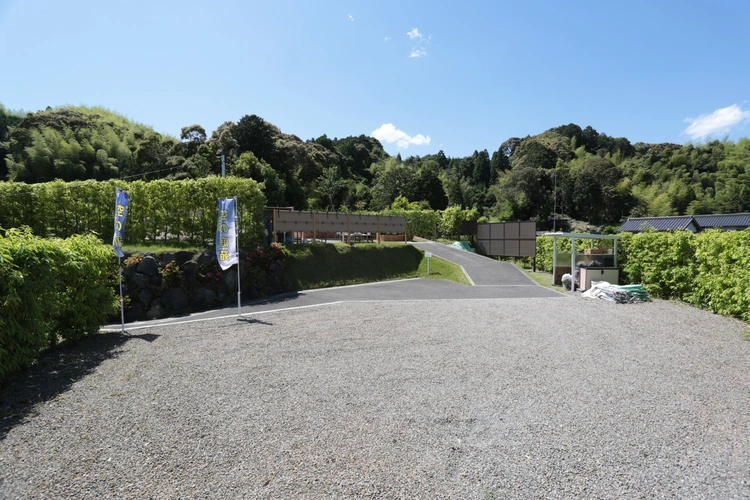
[122,241,207,253]
[284,242,469,290]
[418,254,470,284]
[519,267,564,291]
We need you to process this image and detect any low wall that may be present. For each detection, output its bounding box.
[118,250,288,323]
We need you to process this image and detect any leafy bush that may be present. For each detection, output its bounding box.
[0,177,267,248]
[688,229,750,321]
[440,205,479,240]
[382,208,440,240]
[0,227,117,383]
[621,230,696,299]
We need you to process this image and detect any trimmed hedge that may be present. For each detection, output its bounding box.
[621,229,750,321]
[0,227,118,383]
[382,208,441,241]
[0,177,267,248]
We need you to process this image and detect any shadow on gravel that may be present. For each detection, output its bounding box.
[248,291,302,306]
[236,317,274,326]
[0,331,159,441]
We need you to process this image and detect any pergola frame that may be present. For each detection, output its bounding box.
[543,232,621,291]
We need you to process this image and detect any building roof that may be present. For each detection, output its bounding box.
[618,216,696,232]
[544,232,620,240]
[618,213,750,232]
[692,213,750,228]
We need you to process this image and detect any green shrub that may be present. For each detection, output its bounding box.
[382,208,440,240]
[593,228,749,322]
[439,206,479,240]
[0,177,267,248]
[621,231,696,299]
[0,227,117,383]
[688,229,750,321]
[51,234,119,342]
[0,228,53,381]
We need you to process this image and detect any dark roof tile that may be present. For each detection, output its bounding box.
[618,216,695,232]
[619,213,750,232]
[693,213,750,228]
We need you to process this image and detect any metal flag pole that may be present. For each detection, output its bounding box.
[119,257,125,333]
[235,197,241,318]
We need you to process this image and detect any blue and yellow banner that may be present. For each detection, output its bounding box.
[112,188,129,258]
[216,197,238,270]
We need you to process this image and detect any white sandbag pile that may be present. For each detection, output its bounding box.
[582,281,651,304]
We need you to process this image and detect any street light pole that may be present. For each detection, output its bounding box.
[221,154,225,178]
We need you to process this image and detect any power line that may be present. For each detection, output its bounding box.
[116,163,192,180]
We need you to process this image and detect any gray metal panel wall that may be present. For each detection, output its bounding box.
[275,211,406,234]
[519,222,536,239]
[505,223,519,239]
[475,221,536,257]
[519,240,536,257]
[505,240,519,257]
[477,240,489,255]
[379,215,407,233]
[490,240,505,256]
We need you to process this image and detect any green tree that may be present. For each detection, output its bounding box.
[234,114,279,165]
[180,124,207,157]
[315,167,347,210]
[233,152,287,206]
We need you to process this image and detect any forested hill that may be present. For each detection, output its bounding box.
[2,104,749,227]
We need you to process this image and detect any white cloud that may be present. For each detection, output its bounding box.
[384,36,391,42]
[372,123,431,149]
[406,28,423,40]
[683,104,750,140]
[348,13,353,21]
[406,28,430,58]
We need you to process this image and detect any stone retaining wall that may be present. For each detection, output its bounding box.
[117,250,287,323]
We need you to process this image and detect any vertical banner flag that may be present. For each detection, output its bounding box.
[113,188,129,258]
[216,197,239,270]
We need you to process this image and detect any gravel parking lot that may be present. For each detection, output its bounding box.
[2,295,750,499]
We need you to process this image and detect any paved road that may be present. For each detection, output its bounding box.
[103,242,563,331]
[411,241,537,286]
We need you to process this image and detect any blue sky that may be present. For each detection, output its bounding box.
[1,0,749,158]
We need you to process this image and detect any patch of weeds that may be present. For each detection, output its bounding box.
[741,329,750,341]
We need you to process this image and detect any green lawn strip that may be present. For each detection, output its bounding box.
[122,242,207,253]
[417,253,470,285]
[519,266,564,291]
[284,242,469,290]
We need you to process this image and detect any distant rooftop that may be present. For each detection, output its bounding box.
[618,213,750,233]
